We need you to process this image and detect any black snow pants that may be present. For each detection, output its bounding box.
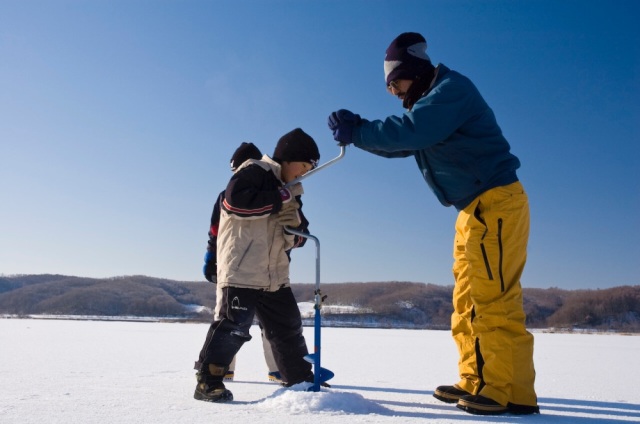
[195,285,311,385]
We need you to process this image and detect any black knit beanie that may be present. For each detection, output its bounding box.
[384,32,432,85]
[273,128,320,167]
[230,142,262,171]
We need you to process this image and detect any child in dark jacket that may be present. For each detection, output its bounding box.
[202,142,303,384]
[194,128,319,402]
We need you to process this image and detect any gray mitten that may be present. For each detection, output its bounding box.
[287,183,304,197]
[278,208,302,227]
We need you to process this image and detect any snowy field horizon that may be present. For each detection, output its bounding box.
[2,318,639,424]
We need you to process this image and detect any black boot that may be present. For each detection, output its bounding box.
[281,372,330,388]
[194,364,233,403]
[508,402,540,415]
[457,394,508,415]
[433,384,471,404]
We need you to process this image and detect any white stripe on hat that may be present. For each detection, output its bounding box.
[384,60,401,82]
[407,42,430,61]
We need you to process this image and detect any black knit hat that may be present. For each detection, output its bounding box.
[230,142,262,171]
[384,32,432,85]
[273,128,320,167]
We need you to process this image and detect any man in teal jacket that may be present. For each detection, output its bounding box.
[327,32,539,416]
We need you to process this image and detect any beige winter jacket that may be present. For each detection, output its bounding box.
[216,156,296,292]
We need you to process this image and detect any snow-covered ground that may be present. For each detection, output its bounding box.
[1,318,638,424]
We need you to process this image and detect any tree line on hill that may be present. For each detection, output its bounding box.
[0,274,638,332]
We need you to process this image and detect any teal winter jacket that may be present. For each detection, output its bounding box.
[353,64,520,211]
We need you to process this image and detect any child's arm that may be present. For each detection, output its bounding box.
[288,197,309,249]
[222,165,288,218]
[202,190,224,283]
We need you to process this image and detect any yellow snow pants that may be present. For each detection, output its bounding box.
[451,181,537,407]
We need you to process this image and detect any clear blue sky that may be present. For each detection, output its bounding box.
[1,1,638,290]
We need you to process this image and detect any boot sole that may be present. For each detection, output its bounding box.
[433,392,461,404]
[433,386,470,404]
[457,399,507,415]
[507,403,540,415]
[193,389,233,403]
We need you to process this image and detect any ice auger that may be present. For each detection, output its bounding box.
[284,144,345,392]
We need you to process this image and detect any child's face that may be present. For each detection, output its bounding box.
[281,161,313,183]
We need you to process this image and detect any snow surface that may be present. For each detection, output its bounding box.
[2,318,639,424]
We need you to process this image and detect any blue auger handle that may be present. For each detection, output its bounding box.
[284,229,334,392]
[282,144,345,392]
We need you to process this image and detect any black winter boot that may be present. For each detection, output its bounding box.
[457,394,508,415]
[194,364,233,403]
[433,384,471,404]
[508,402,540,415]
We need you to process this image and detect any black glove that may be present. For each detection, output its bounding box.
[327,109,361,145]
[203,251,216,283]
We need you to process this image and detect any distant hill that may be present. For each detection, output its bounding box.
[0,275,214,319]
[1,274,639,331]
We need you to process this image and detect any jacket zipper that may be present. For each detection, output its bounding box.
[235,240,253,270]
[497,218,505,292]
[479,218,505,293]
[480,229,493,281]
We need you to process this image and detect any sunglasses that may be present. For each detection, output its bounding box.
[386,80,401,92]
